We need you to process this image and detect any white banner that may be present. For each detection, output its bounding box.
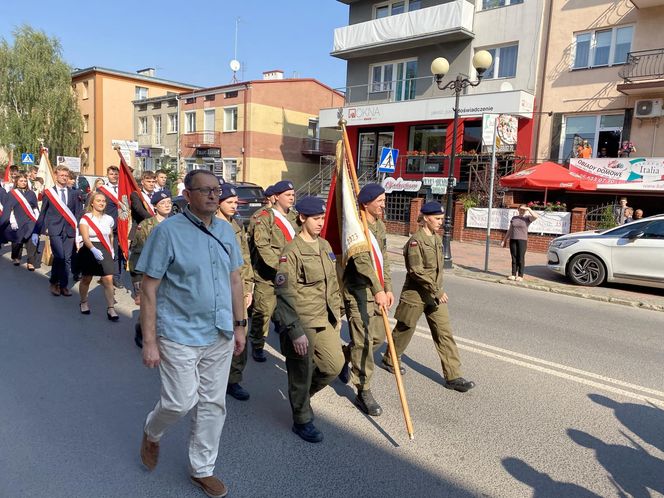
[56,156,81,172]
[467,208,571,235]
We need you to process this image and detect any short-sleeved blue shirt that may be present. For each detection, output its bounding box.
[136,208,243,346]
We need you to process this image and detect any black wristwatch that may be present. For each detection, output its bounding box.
[234,319,247,327]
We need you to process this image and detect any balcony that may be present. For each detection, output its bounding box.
[181,131,222,149]
[331,0,475,60]
[137,134,163,148]
[617,49,664,95]
[301,137,337,156]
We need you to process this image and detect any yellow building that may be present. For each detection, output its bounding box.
[71,67,198,176]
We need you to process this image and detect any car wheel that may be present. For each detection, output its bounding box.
[567,253,606,287]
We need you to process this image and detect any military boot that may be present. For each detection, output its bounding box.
[355,389,382,417]
[337,344,351,384]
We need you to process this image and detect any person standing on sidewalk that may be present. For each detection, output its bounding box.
[382,202,474,392]
[339,183,394,417]
[137,169,246,498]
[273,196,344,443]
[216,183,254,401]
[501,204,539,281]
[248,180,298,363]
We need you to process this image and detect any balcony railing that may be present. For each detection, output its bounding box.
[337,75,437,105]
[331,0,474,59]
[301,137,337,156]
[181,131,222,149]
[619,49,664,83]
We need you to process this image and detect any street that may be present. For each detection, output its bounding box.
[1,250,663,498]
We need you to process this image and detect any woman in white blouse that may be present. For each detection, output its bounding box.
[78,192,119,321]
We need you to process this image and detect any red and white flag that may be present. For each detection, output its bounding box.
[116,149,141,260]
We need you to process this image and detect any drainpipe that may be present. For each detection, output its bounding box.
[176,94,181,173]
[532,0,554,161]
[242,83,249,182]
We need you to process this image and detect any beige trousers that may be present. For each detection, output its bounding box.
[144,334,233,477]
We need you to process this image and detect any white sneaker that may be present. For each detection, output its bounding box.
[516,276,524,282]
[507,275,516,280]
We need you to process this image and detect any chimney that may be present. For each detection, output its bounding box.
[137,67,156,77]
[262,70,284,81]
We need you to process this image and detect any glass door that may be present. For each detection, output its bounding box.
[357,131,394,175]
[395,61,417,102]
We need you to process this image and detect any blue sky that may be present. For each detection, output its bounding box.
[1,0,349,89]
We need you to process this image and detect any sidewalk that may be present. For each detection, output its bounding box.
[386,234,664,313]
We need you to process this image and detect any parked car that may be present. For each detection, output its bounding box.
[547,215,664,288]
[171,182,266,227]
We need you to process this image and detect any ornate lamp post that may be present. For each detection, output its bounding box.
[430,50,493,268]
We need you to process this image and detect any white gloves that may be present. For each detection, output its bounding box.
[90,247,104,261]
[10,213,18,230]
[31,234,39,246]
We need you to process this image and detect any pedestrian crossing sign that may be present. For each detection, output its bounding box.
[377,147,398,173]
[21,153,35,165]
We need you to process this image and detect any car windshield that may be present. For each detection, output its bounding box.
[236,187,264,200]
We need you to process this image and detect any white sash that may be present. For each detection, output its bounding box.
[10,189,38,222]
[43,187,78,230]
[273,209,295,240]
[368,230,385,286]
[141,190,155,216]
[98,184,119,205]
[0,200,3,216]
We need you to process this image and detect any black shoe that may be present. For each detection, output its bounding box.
[380,358,406,376]
[107,307,119,322]
[355,389,382,417]
[134,323,143,349]
[338,345,350,384]
[292,422,323,443]
[251,345,267,363]
[227,383,250,401]
[445,377,475,393]
[112,278,124,289]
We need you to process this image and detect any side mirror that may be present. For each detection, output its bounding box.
[626,230,644,240]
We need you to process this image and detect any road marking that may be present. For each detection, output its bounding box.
[388,318,664,407]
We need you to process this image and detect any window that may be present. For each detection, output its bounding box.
[135,86,148,100]
[152,102,161,110]
[370,59,417,101]
[482,44,518,79]
[307,119,319,139]
[153,116,162,145]
[83,114,89,133]
[407,125,447,173]
[205,95,216,101]
[373,0,420,19]
[223,158,238,183]
[224,107,238,132]
[573,26,633,69]
[82,81,89,100]
[482,0,523,9]
[185,97,196,104]
[185,111,196,133]
[138,116,148,135]
[225,91,239,99]
[168,113,178,134]
[643,220,664,239]
[561,113,624,160]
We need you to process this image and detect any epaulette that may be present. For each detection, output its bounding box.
[258,210,269,217]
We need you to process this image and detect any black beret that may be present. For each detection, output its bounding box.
[150,191,170,206]
[358,183,385,204]
[295,196,326,216]
[219,183,238,201]
[273,180,294,194]
[421,201,445,215]
[264,185,274,197]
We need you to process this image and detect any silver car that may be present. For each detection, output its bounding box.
[547,214,664,288]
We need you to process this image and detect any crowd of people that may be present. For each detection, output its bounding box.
[1,164,474,497]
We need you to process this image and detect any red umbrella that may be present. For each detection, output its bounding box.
[500,161,596,203]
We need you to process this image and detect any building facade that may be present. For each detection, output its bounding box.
[179,72,344,186]
[133,94,180,172]
[71,67,198,176]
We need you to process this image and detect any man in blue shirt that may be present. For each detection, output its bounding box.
[137,169,246,498]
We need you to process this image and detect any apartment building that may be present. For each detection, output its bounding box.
[535,0,664,162]
[71,67,199,176]
[179,71,344,185]
[133,94,180,172]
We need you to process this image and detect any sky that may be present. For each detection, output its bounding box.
[1,0,349,89]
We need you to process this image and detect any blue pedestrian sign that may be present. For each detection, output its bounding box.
[21,153,35,165]
[377,147,398,173]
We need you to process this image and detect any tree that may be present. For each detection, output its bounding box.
[0,25,82,167]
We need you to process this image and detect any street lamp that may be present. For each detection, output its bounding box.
[430,50,493,269]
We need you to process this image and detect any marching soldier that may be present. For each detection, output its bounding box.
[216,183,254,401]
[248,180,298,362]
[246,185,274,243]
[274,196,344,443]
[340,183,394,416]
[382,201,474,392]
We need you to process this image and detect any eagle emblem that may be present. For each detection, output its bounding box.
[119,195,130,221]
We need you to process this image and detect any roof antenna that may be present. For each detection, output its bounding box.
[230,17,242,83]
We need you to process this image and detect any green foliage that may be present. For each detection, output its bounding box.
[0,25,83,165]
[458,193,480,212]
[598,206,617,230]
[160,163,180,196]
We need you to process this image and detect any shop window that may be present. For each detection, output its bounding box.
[561,113,624,160]
[462,121,482,154]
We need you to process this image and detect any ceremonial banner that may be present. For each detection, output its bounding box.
[116,150,141,259]
[36,149,55,191]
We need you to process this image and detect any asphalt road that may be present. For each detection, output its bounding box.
[1,250,663,498]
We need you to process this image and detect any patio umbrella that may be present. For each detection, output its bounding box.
[500,161,597,202]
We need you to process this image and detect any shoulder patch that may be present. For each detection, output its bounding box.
[275,273,288,287]
[328,252,336,261]
[409,240,418,247]
[259,210,269,217]
[279,255,287,263]
[137,225,142,231]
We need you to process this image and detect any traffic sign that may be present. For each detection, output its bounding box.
[21,153,35,165]
[377,147,399,173]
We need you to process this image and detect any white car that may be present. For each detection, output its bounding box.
[547,214,664,288]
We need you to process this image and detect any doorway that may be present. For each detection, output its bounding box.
[358,130,394,175]
[597,129,621,157]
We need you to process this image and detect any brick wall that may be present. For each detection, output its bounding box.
[384,220,410,235]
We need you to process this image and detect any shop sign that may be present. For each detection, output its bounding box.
[481,114,518,153]
[570,157,664,184]
[382,176,422,193]
[196,147,221,158]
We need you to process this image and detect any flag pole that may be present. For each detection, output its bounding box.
[339,118,415,440]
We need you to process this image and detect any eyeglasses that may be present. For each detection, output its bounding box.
[188,187,222,196]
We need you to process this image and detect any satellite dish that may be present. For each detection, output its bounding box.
[500,81,513,92]
[230,59,241,72]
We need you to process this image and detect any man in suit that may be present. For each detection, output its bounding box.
[32,165,84,296]
[129,170,156,304]
[99,165,124,288]
[154,169,171,197]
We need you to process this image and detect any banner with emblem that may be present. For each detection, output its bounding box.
[115,149,141,259]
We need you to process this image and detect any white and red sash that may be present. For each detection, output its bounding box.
[10,190,37,222]
[43,187,77,230]
[82,214,113,256]
[141,191,155,217]
[98,184,119,206]
[0,200,3,216]
[368,230,385,288]
[273,209,295,242]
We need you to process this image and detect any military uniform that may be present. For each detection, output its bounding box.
[274,235,344,428]
[249,207,299,349]
[127,215,162,273]
[228,217,254,385]
[385,226,466,384]
[343,217,392,390]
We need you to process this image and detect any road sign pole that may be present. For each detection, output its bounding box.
[484,116,499,272]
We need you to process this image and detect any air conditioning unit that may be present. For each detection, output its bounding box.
[634,99,663,118]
